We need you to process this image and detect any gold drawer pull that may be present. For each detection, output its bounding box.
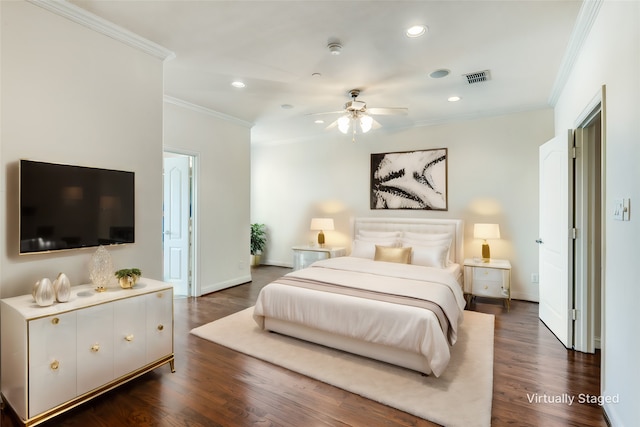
[125,334,134,342]
[51,317,60,325]
[50,360,59,370]
[157,293,163,298]
[90,344,100,353]
[157,324,164,331]
[484,285,489,290]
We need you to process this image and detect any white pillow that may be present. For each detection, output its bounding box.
[401,237,451,247]
[402,236,452,263]
[351,240,393,259]
[355,235,400,246]
[403,231,451,241]
[410,244,449,268]
[358,230,401,238]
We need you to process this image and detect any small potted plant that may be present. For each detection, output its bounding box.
[115,268,142,289]
[250,223,267,266]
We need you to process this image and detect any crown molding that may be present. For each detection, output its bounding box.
[164,95,254,128]
[548,0,603,106]
[27,0,175,61]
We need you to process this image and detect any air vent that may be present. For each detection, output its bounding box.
[464,70,491,85]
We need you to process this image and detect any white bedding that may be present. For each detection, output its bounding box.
[253,256,465,376]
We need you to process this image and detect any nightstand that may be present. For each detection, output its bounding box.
[463,258,512,310]
[292,246,346,270]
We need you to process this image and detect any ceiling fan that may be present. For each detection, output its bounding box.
[311,89,408,140]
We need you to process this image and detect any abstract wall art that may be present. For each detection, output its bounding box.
[370,148,447,210]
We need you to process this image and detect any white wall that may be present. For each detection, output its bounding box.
[164,100,252,296]
[0,1,165,297]
[252,109,553,302]
[553,1,639,425]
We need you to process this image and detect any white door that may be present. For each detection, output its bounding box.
[538,130,573,348]
[163,155,190,296]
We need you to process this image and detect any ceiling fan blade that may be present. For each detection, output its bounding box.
[325,119,340,130]
[306,110,346,116]
[366,107,408,116]
[371,118,383,130]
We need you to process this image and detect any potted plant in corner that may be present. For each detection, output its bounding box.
[250,223,267,267]
[115,268,142,289]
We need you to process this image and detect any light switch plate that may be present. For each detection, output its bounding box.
[613,198,630,221]
[623,198,630,221]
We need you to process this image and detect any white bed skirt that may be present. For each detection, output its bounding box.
[264,317,432,375]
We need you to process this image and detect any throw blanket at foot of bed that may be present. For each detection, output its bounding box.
[253,257,466,377]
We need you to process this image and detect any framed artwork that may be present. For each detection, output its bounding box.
[370,148,447,210]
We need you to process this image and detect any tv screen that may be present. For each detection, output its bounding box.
[20,160,135,254]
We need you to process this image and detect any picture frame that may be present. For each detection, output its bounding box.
[370,148,448,210]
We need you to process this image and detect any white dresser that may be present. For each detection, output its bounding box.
[1,278,174,426]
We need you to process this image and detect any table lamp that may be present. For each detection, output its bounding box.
[310,218,334,247]
[473,223,500,262]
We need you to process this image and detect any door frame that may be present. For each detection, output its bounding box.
[572,85,606,353]
[163,148,199,297]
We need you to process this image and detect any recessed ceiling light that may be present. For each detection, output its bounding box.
[231,81,245,88]
[312,72,322,77]
[314,119,325,124]
[281,104,293,109]
[448,96,461,102]
[406,25,427,38]
[429,69,450,79]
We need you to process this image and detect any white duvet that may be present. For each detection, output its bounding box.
[253,256,466,376]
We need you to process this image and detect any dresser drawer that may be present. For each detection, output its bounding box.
[472,280,508,298]
[473,267,502,282]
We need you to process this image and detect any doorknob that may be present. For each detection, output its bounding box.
[535,239,543,244]
[164,230,171,235]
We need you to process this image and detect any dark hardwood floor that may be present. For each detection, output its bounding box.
[1,266,606,427]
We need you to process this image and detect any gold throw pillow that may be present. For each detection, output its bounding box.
[374,245,412,264]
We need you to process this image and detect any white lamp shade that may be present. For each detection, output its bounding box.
[310,218,334,231]
[359,115,373,133]
[473,223,500,240]
[337,116,350,134]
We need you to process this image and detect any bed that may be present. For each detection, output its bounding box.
[253,218,466,376]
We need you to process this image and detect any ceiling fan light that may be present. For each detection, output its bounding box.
[337,116,351,134]
[360,115,373,133]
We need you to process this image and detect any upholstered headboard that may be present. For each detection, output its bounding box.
[351,217,465,264]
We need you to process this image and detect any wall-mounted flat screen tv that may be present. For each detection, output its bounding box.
[20,160,135,254]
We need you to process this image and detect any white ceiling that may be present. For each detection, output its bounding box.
[70,0,583,144]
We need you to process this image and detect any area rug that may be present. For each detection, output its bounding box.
[191,308,494,427]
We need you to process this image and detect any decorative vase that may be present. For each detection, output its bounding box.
[53,272,71,302]
[118,275,139,289]
[33,278,55,307]
[89,246,114,292]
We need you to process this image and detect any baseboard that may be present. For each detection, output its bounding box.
[510,290,539,302]
[259,259,293,268]
[199,274,252,296]
[602,403,617,427]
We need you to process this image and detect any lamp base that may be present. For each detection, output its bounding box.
[481,242,490,262]
[317,231,325,247]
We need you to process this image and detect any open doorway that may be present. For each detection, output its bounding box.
[538,88,605,354]
[163,151,197,297]
[573,96,604,353]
